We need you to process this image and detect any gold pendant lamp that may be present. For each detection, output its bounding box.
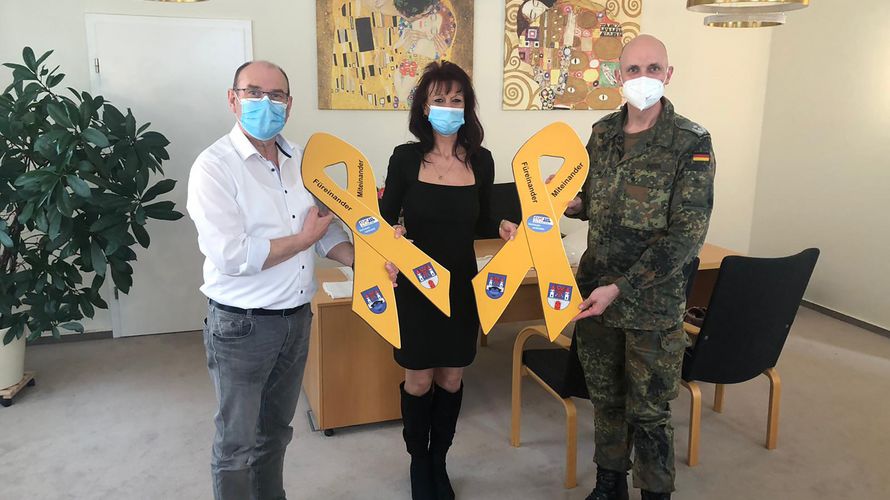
[687,0,810,28]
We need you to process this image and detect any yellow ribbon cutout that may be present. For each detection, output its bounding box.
[472,122,589,341]
[302,133,452,348]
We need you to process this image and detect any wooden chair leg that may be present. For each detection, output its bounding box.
[713,384,725,413]
[563,399,578,489]
[764,368,781,450]
[510,365,524,447]
[681,380,702,466]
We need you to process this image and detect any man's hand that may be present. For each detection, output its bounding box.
[385,262,399,287]
[572,284,620,321]
[300,206,333,246]
[264,207,333,270]
[498,219,518,241]
[544,174,582,216]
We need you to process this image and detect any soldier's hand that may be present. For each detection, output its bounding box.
[572,284,620,321]
[565,196,582,216]
[545,175,582,215]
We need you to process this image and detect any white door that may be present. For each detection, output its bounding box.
[85,14,252,337]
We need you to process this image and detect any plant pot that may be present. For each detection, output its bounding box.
[0,328,26,390]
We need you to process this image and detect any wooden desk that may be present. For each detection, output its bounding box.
[303,241,738,433]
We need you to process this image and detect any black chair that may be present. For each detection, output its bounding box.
[478,183,521,239]
[510,256,700,488]
[680,248,820,466]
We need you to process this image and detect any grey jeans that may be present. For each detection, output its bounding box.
[203,303,312,500]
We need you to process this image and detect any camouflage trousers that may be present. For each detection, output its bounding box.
[575,318,688,493]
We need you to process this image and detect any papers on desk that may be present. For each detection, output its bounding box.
[476,255,493,271]
[322,281,353,299]
[337,266,354,281]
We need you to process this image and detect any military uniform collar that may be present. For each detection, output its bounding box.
[603,97,676,149]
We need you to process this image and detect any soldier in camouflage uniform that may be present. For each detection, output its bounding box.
[563,35,715,500]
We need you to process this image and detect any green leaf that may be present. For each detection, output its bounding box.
[90,239,106,276]
[143,200,176,219]
[111,265,133,294]
[79,98,94,128]
[47,102,73,128]
[48,208,62,239]
[78,295,95,318]
[67,175,91,198]
[142,178,176,202]
[51,326,61,339]
[0,227,13,248]
[139,131,170,148]
[4,322,24,345]
[56,187,73,217]
[81,127,109,148]
[47,73,65,88]
[23,47,37,71]
[132,222,150,248]
[59,321,84,333]
[125,109,136,138]
[90,214,126,233]
[35,49,54,68]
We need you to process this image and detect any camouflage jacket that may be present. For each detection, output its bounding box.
[571,98,715,330]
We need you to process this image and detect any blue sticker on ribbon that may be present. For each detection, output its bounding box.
[356,216,380,235]
[527,214,554,233]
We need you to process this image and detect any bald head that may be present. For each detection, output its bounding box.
[232,60,290,93]
[618,34,672,86]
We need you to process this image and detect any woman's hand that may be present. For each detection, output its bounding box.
[498,219,518,241]
[385,262,399,287]
[393,224,407,239]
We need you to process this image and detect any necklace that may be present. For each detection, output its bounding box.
[429,152,458,181]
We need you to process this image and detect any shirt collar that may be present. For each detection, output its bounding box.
[228,124,294,161]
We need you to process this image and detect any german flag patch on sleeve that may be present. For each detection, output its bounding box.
[692,153,710,163]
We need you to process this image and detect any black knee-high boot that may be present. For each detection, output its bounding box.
[401,382,435,500]
[430,383,462,500]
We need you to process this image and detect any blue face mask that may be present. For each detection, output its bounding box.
[427,105,465,136]
[239,97,287,141]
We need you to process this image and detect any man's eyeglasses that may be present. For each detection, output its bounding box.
[233,88,290,103]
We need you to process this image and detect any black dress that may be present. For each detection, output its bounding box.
[380,143,498,369]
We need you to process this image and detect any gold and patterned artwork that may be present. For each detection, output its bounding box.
[503,0,642,110]
[317,0,474,110]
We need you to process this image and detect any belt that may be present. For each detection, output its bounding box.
[209,299,307,317]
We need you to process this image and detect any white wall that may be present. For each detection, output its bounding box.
[750,0,890,329]
[2,0,774,332]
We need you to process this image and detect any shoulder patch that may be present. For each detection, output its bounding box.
[593,111,623,135]
[674,114,708,137]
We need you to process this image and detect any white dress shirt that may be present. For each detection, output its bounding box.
[187,125,350,309]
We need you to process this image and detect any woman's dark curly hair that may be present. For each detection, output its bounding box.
[408,61,483,165]
[394,0,437,19]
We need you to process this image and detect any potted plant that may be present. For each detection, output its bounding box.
[0,47,183,391]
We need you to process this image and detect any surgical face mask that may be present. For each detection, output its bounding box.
[427,105,465,136]
[239,96,287,141]
[622,76,665,111]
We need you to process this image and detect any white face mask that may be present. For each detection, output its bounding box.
[622,76,665,111]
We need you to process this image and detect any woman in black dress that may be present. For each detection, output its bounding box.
[380,62,517,500]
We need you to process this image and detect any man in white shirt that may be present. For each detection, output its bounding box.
[187,60,359,500]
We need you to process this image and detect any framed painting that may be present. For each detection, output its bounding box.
[503,0,642,110]
[317,0,474,110]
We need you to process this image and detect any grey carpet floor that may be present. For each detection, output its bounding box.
[1,307,888,500]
